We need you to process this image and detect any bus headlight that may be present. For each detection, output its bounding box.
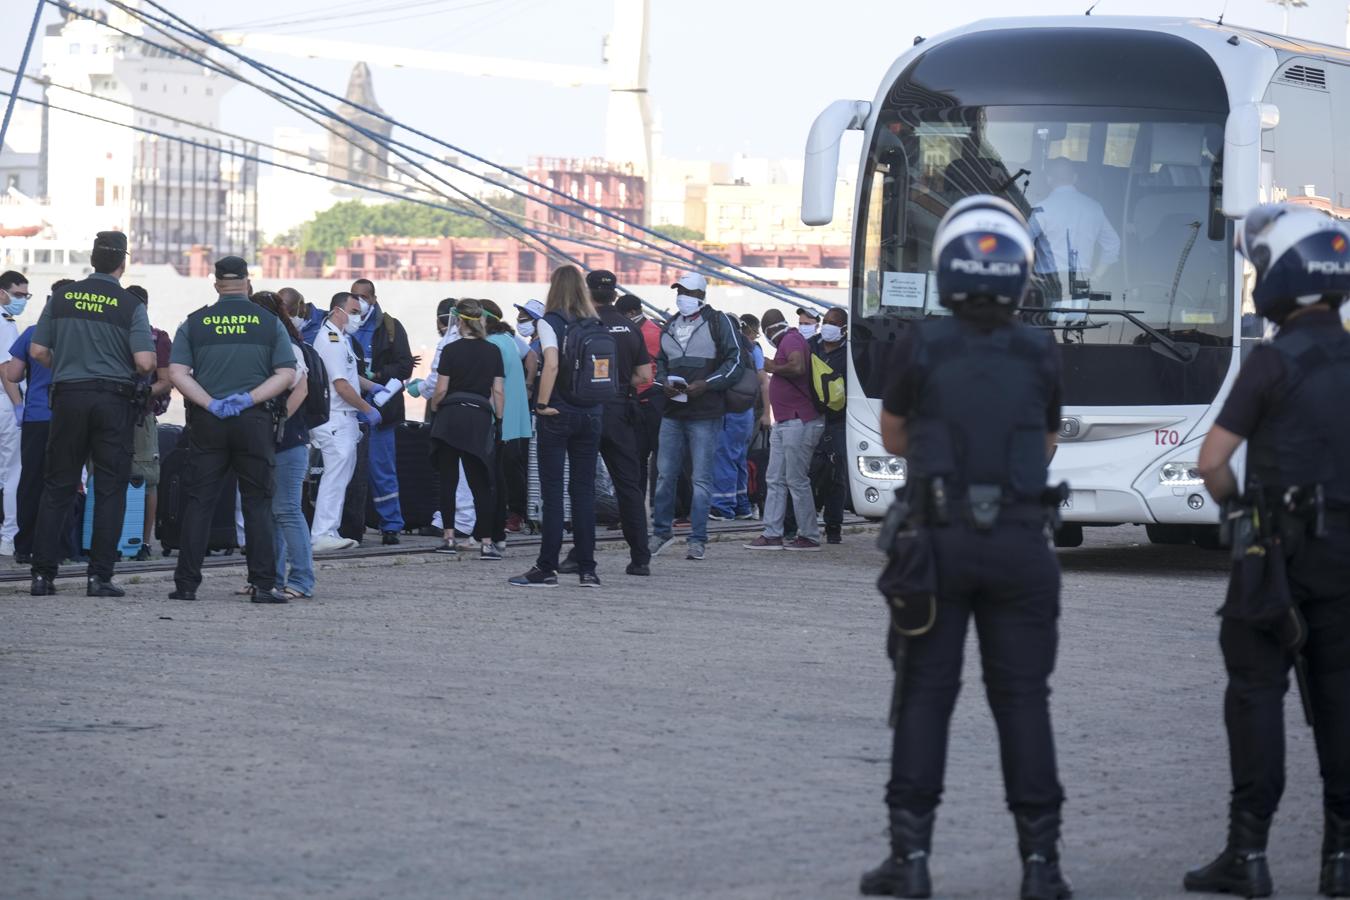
[859,456,907,483]
[1159,462,1203,486]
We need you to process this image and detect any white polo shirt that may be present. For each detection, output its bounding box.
[313,318,361,414]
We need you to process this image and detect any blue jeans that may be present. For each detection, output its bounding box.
[535,409,602,575]
[711,409,756,516]
[652,416,719,545]
[368,424,404,532]
[273,444,315,594]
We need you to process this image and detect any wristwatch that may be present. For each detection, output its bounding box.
[535,402,549,411]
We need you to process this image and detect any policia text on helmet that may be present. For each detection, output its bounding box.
[1189,203,1350,900]
[867,196,1071,900]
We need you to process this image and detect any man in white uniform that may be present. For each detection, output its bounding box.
[0,271,30,557]
[1029,156,1121,313]
[310,292,382,553]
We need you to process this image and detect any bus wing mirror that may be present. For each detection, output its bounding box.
[1221,102,1279,219]
[802,99,871,226]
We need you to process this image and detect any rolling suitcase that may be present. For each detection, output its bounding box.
[376,421,440,531]
[82,475,147,559]
[156,444,238,555]
[746,427,771,517]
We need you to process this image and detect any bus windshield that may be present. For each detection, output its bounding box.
[857,105,1234,354]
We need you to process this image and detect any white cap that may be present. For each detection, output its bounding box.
[671,272,708,293]
[513,299,545,320]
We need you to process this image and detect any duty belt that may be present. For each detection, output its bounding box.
[54,378,135,398]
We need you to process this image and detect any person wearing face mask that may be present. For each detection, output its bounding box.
[814,307,850,544]
[309,292,382,554]
[796,307,822,345]
[278,287,319,343]
[649,273,743,562]
[0,271,30,557]
[616,293,665,501]
[348,279,414,546]
[745,308,825,552]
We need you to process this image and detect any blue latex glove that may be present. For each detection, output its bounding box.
[224,391,254,416]
[207,397,235,418]
[358,407,383,428]
[13,405,23,427]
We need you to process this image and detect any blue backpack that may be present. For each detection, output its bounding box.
[544,312,619,407]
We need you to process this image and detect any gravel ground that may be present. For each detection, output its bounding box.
[0,526,1328,899]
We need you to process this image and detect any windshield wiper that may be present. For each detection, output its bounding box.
[1036,307,1198,363]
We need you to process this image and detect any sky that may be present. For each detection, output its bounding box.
[3,0,1348,169]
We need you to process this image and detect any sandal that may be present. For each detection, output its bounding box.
[281,587,311,600]
[233,584,254,595]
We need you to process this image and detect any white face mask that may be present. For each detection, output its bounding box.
[766,323,789,345]
[517,320,535,338]
[820,323,844,343]
[357,298,371,321]
[342,311,360,335]
[798,323,818,339]
[676,295,701,318]
[290,315,306,331]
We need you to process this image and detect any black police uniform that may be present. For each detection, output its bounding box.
[168,288,296,599]
[875,313,1065,880]
[561,302,652,571]
[1208,307,1350,870]
[30,235,154,594]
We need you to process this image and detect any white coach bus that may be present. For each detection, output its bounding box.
[801,16,1350,546]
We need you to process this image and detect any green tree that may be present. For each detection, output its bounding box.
[293,199,503,262]
[654,225,704,243]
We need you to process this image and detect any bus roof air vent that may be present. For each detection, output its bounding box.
[1280,64,1327,90]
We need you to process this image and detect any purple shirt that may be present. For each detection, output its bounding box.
[768,330,817,423]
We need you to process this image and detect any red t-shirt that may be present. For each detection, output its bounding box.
[768,330,817,423]
[636,316,661,395]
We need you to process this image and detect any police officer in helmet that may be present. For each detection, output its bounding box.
[165,256,297,603]
[1188,204,1350,899]
[29,231,156,597]
[865,196,1070,900]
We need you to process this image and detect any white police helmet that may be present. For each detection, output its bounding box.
[931,195,1035,309]
[1237,203,1350,324]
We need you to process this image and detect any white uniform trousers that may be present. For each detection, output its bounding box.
[309,412,360,540]
[0,409,21,544]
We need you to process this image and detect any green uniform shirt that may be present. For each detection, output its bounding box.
[31,272,154,384]
[170,294,296,397]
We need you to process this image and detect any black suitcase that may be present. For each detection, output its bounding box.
[746,427,771,516]
[156,425,238,555]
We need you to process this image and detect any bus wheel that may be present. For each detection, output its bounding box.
[1053,524,1083,548]
[1146,525,1192,545]
[1191,525,1224,550]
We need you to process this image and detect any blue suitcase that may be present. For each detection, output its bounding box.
[82,475,147,559]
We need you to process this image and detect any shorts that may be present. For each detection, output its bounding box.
[131,413,160,488]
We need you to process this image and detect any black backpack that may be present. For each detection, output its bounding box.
[723,314,759,414]
[297,341,330,428]
[545,311,619,406]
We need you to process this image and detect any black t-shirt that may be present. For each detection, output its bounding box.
[1214,309,1343,439]
[882,322,1063,433]
[596,304,650,390]
[437,337,504,399]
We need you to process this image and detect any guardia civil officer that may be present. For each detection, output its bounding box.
[1187,204,1350,899]
[165,257,297,603]
[29,231,155,597]
[865,196,1070,900]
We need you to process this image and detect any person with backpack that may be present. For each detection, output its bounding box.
[249,291,320,599]
[710,313,767,521]
[349,279,415,545]
[554,270,653,577]
[813,306,849,543]
[745,308,825,552]
[650,273,743,562]
[509,266,616,588]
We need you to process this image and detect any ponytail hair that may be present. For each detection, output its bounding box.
[455,298,487,338]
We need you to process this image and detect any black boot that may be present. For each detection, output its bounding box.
[859,809,933,897]
[1016,813,1072,900]
[1184,808,1273,898]
[1324,807,1350,898]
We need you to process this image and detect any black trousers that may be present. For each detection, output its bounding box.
[887,521,1065,818]
[818,419,848,536]
[635,390,664,502]
[340,423,370,543]
[570,399,650,566]
[1221,527,1350,819]
[15,419,50,558]
[33,384,135,581]
[501,437,529,519]
[435,443,493,542]
[173,406,277,592]
[488,436,508,543]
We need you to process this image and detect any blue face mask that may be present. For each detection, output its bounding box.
[3,295,28,317]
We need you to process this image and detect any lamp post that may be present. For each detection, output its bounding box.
[1268,0,1310,35]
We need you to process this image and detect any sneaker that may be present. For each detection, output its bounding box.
[434,540,458,555]
[133,544,152,561]
[826,532,843,545]
[509,566,558,587]
[708,509,733,521]
[785,537,823,552]
[557,556,580,575]
[86,577,125,597]
[312,535,357,553]
[650,534,678,558]
[745,536,784,550]
[480,542,503,561]
[417,526,442,538]
[686,543,705,561]
[579,572,602,588]
[735,511,757,520]
[381,531,401,546]
[492,541,508,556]
[0,538,14,556]
[626,562,650,577]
